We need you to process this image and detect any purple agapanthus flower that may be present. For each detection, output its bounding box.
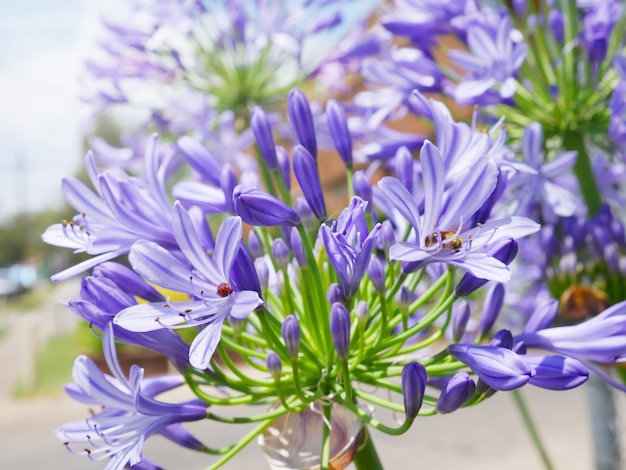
[57,325,207,470]
[378,140,539,281]
[516,300,626,364]
[321,197,381,298]
[42,135,180,281]
[114,203,263,369]
[448,15,527,104]
[507,122,579,221]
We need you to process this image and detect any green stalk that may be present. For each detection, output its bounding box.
[205,419,275,470]
[563,130,601,216]
[352,428,384,470]
[320,402,332,470]
[512,389,555,470]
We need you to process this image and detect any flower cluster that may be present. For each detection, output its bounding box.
[46,1,626,469]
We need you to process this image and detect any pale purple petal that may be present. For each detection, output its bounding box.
[378,177,421,230]
[189,322,224,369]
[214,217,242,278]
[229,290,263,319]
[129,240,196,293]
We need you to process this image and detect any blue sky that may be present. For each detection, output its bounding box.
[0,0,122,221]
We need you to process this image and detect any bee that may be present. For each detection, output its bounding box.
[424,230,463,252]
[559,284,608,324]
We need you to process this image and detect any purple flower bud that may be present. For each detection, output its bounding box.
[380,220,396,256]
[272,238,290,270]
[402,362,427,420]
[220,166,238,214]
[512,0,527,17]
[455,239,518,296]
[288,89,317,159]
[276,146,291,191]
[266,350,282,380]
[478,283,505,338]
[293,145,326,220]
[233,185,300,226]
[452,301,471,343]
[295,197,315,231]
[523,299,558,334]
[490,329,514,350]
[355,300,369,328]
[367,256,386,294]
[251,107,278,169]
[327,283,344,305]
[353,171,373,208]
[248,229,264,258]
[604,243,620,272]
[398,285,411,316]
[290,228,307,267]
[436,372,476,414]
[330,302,351,359]
[395,146,414,194]
[281,315,301,361]
[255,257,270,290]
[326,99,352,164]
[522,354,589,390]
[448,344,533,391]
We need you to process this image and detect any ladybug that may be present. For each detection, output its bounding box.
[217,282,233,297]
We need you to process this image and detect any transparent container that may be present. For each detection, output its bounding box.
[258,401,364,470]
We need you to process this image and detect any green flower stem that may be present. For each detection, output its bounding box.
[207,406,287,424]
[352,389,405,413]
[564,129,601,216]
[219,334,266,361]
[257,307,291,359]
[186,377,267,405]
[340,359,353,401]
[346,162,355,199]
[291,359,309,403]
[378,293,455,351]
[221,324,268,348]
[407,269,453,317]
[338,396,412,436]
[297,225,333,360]
[383,328,444,359]
[352,428,384,470]
[272,167,292,206]
[320,402,332,470]
[256,147,279,198]
[216,344,277,387]
[512,389,555,470]
[205,419,275,470]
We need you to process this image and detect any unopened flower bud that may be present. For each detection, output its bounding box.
[272,238,290,270]
[290,228,307,267]
[326,99,352,164]
[523,354,589,390]
[254,258,270,290]
[435,372,476,414]
[266,350,282,381]
[478,283,505,339]
[523,299,558,334]
[281,315,301,361]
[233,185,300,226]
[288,88,317,159]
[220,165,238,214]
[327,283,344,305]
[295,197,315,231]
[380,220,396,256]
[402,362,427,421]
[452,301,470,343]
[330,302,351,360]
[353,171,372,207]
[251,106,278,169]
[490,329,513,349]
[449,344,532,391]
[367,256,386,294]
[276,146,291,191]
[293,145,326,219]
[355,300,369,328]
[398,286,411,316]
[248,229,264,258]
[395,146,414,193]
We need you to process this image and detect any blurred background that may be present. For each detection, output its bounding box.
[0,1,621,469]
